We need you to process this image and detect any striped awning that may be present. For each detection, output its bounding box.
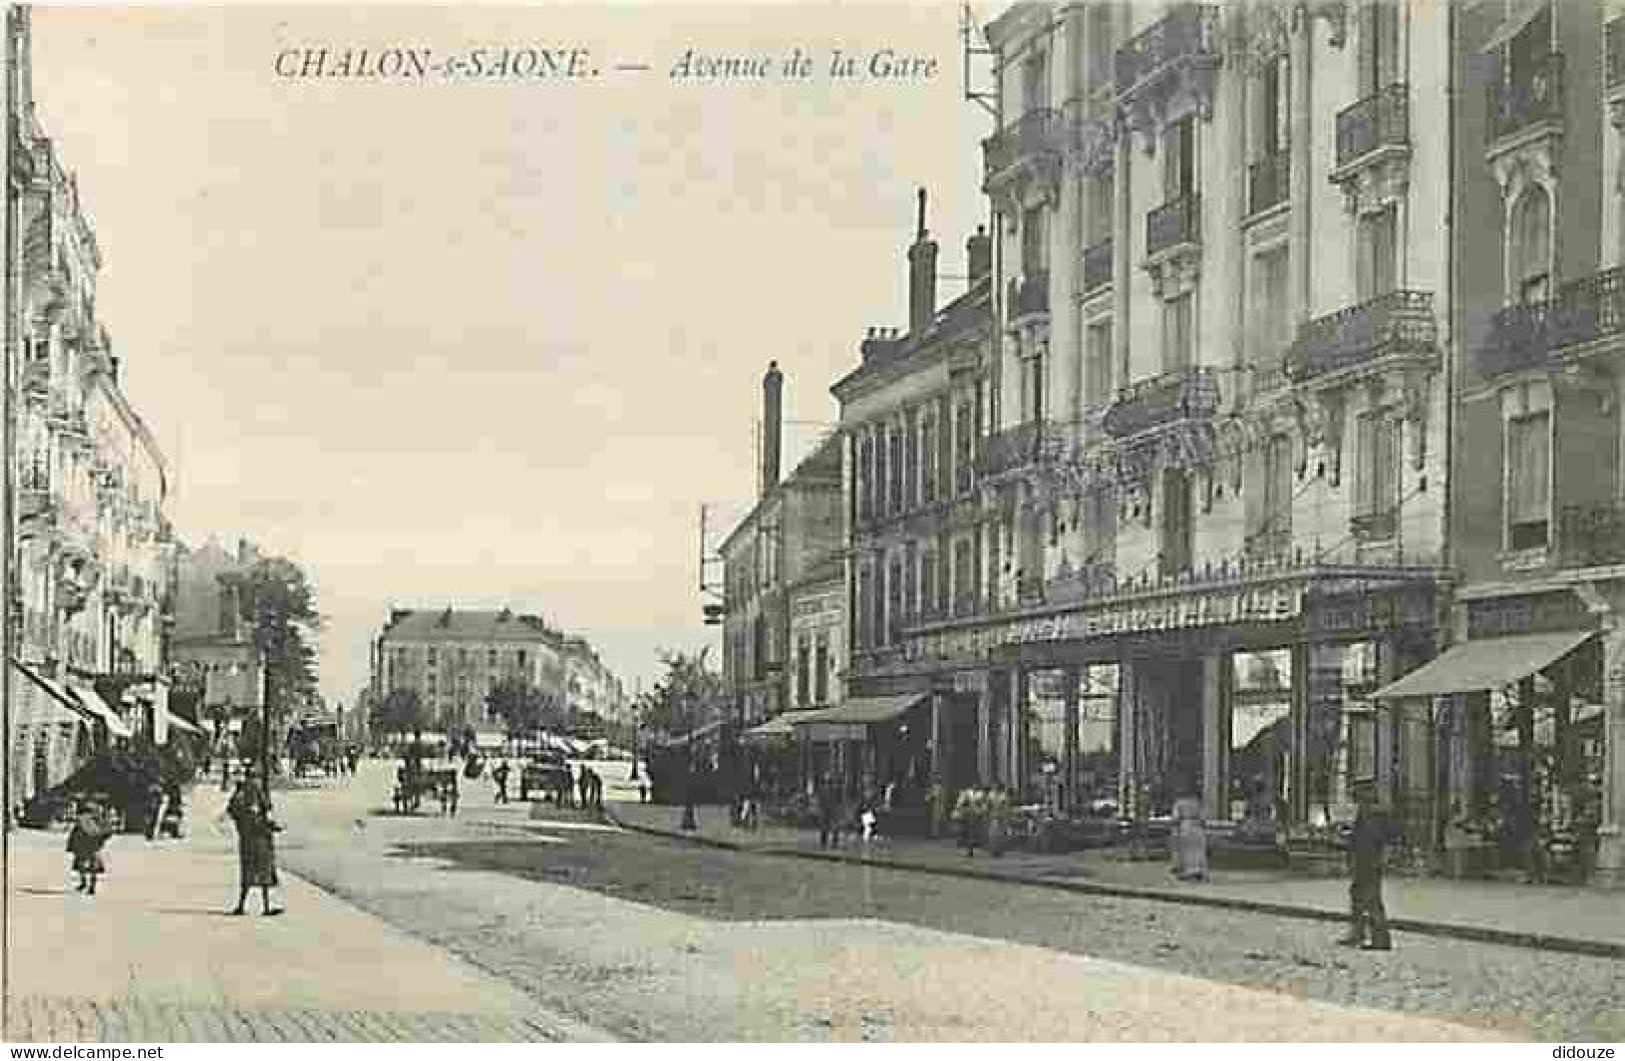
[1372,630,1595,700]
[66,681,134,738]
[11,659,91,728]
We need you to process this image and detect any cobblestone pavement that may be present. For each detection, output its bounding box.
[6,996,567,1043]
[266,762,1620,1041]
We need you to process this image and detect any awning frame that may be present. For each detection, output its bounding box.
[1372,629,1596,701]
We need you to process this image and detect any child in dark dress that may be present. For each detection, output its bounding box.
[67,797,112,895]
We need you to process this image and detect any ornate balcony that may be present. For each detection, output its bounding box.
[1247,152,1289,216]
[1008,271,1050,321]
[1081,239,1113,295]
[1285,290,1439,385]
[1115,5,1220,146]
[1487,52,1563,145]
[979,420,1057,478]
[1045,560,1118,604]
[1479,267,1625,379]
[1335,83,1409,171]
[983,108,1064,198]
[1102,367,1219,439]
[1560,502,1625,568]
[1146,193,1200,260]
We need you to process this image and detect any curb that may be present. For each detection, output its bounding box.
[605,808,1625,961]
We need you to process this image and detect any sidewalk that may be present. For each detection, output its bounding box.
[3,785,607,1043]
[607,801,1625,959]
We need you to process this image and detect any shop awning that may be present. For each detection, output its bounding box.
[742,710,819,740]
[165,712,205,736]
[1372,630,1595,700]
[11,659,92,728]
[793,693,929,727]
[66,681,134,738]
[1480,0,1547,54]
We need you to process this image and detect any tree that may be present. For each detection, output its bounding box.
[485,678,564,740]
[371,687,427,739]
[223,555,322,722]
[641,648,726,736]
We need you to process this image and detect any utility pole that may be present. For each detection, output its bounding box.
[1,7,23,1038]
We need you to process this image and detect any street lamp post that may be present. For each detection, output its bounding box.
[259,649,272,786]
[680,692,697,831]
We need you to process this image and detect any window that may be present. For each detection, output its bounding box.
[1162,117,1195,201]
[814,634,830,704]
[1253,248,1291,358]
[1022,47,1048,113]
[518,649,527,668]
[1260,433,1293,554]
[796,636,810,707]
[953,538,974,616]
[1162,294,1194,372]
[1161,468,1194,576]
[1086,321,1114,407]
[1257,56,1288,159]
[903,543,918,625]
[1022,206,1049,277]
[1357,0,1399,96]
[1086,4,1112,88]
[1510,185,1552,305]
[1507,411,1551,551]
[428,647,438,666]
[1356,205,1397,302]
[889,427,904,514]
[955,401,975,494]
[920,549,937,620]
[921,416,938,503]
[1085,171,1114,246]
[887,557,903,644]
[905,412,920,507]
[858,434,875,522]
[856,562,872,648]
[1355,414,1400,536]
[875,428,889,518]
[874,557,888,647]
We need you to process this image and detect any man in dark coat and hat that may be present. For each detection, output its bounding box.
[1338,779,1392,951]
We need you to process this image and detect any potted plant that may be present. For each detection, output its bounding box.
[952,788,987,856]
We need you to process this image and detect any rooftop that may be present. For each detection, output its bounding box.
[380,607,564,644]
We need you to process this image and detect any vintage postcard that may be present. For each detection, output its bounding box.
[0,0,1620,1047]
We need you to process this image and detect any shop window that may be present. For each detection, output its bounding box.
[1024,669,1070,810]
[1077,665,1120,812]
[1506,411,1551,551]
[1230,649,1294,822]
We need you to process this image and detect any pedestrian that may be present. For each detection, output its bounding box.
[1338,779,1392,951]
[587,767,604,810]
[1170,792,1210,881]
[226,765,284,917]
[816,775,842,849]
[67,796,112,895]
[445,771,460,817]
[577,765,591,809]
[143,779,165,842]
[638,780,649,804]
[492,760,510,804]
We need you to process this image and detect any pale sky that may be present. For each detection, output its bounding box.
[29,2,991,705]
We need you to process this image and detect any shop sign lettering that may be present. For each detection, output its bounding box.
[906,585,1303,660]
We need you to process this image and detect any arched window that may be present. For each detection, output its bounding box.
[1510,184,1552,305]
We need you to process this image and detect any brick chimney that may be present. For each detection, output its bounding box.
[908,188,938,337]
[761,360,783,497]
[967,224,991,285]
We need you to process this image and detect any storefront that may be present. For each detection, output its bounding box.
[1374,586,1622,882]
[903,566,1445,831]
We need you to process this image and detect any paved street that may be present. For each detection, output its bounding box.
[261,760,1620,1041]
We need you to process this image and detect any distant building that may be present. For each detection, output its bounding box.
[167,538,265,738]
[370,608,624,735]
[718,363,845,729]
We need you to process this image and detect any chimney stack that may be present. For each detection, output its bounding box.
[761,360,783,497]
[908,188,938,337]
[967,224,991,284]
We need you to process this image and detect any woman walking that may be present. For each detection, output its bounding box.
[1170,792,1210,881]
[67,796,112,895]
[227,766,284,916]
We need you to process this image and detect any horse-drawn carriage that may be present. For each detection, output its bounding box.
[288,717,345,779]
[391,763,460,815]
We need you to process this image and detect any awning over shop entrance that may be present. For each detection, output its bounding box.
[742,710,819,740]
[67,681,134,738]
[792,693,927,741]
[11,659,91,728]
[1372,630,1596,700]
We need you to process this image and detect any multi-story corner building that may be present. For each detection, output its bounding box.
[167,538,266,737]
[898,1,1463,835]
[370,608,624,736]
[1371,0,1625,884]
[561,635,629,729]
[719,366,845,730]
[6,9,176,809]
[826,193,997,794]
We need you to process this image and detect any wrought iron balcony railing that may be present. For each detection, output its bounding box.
[1480,266,1625,378]
[1488,52,1564,144]
[1146,192,1201,258]
[1248,152,1289,215]
[979,420,1053,478]
[1285,290,1438,383]
[1102,367,1219,439]
[1008,271,1050,319]
[1561,502,1625,568]
[1336,82,1409,169]
[983,108,1062,181]
[1115,4,1217,97]
[1610,18,1625,92]
[1082,239,1114,294]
